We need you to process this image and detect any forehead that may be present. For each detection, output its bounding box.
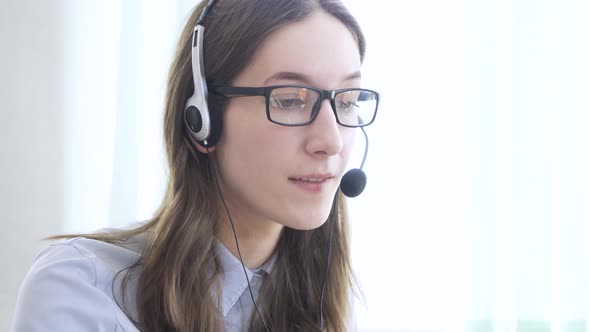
[232,11,362,89]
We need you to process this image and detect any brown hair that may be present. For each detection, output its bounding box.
[51,0,366,331]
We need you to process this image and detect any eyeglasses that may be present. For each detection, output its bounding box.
[213,85,379,128]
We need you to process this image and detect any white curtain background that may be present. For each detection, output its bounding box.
[59,0,590,331]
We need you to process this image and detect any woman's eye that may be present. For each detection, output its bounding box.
[338,101,358,111]
[282,98,306,108]
[271,95,307,110]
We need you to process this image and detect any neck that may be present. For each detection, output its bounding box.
[217,213,284,270]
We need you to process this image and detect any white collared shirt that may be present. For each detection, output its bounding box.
[12,229,275,332]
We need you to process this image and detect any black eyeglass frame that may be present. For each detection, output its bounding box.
[212,85,380,128]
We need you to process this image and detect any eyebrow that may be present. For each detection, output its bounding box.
[263,71,362,85]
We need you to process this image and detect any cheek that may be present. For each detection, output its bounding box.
[217,106,296,176]
[341,128,357,161]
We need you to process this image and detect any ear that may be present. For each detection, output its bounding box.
[186,134,217,154]
[196,142,216,154]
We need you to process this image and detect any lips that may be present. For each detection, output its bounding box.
[288,174,334,193]
[288,174,334,182]
[294,178,325,182]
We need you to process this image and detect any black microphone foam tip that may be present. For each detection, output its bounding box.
[340,168,367,198]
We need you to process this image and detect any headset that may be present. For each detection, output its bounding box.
[183,0,371,330]
[184,0,221,147]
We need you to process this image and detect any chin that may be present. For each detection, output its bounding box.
[273,189,339,230]
[282,209,333,231]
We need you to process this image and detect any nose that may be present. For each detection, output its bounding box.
[304,100,343,157]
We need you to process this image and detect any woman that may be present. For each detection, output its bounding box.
[12,0,379,331]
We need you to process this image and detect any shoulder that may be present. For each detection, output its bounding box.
[12,236,145,332]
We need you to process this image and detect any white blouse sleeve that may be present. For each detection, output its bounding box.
[12,243,120,332]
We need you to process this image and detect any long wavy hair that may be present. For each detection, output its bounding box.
[51,0,366,331]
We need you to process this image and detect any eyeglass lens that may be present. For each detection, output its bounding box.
[268,87,377,126]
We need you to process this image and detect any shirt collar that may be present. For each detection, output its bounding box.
[215,240,277,316]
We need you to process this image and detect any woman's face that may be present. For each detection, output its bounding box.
[209,11,361,231]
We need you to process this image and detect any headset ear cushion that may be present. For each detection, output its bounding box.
[204,92,224,147]
[185,106,203,133]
